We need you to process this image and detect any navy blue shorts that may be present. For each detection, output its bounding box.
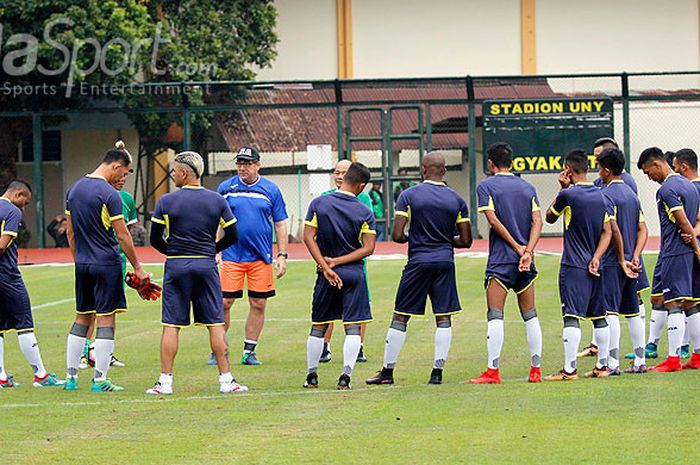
[636,256,650,293]
[162,258,224,327]
[559,265,606,320]
[311,264,372,325]
[602,265,639,316]
[693,258,700,301]
[75,263,127,315]
[651,254,693,303]
[0,278,33,333]
[394,261,461,316]
[484,262,538,294]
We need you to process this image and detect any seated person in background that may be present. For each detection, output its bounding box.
[47,214,69,248]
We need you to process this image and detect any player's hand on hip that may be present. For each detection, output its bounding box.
[588,257,600,277]
[323,268,343,289]
[275,256,287,278]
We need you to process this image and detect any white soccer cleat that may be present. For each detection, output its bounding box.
[145,381,173,395]
[220,380,249,393]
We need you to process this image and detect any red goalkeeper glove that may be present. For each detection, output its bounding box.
[125,272,162,301]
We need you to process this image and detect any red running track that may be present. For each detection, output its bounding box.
[18,236,661,265]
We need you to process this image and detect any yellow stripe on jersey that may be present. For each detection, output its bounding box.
[101,204,111,229]
[604,212,613,223]
[563,206,572,229]
[151,217,165,224]
[304,213,318,228]
[531,197,541,212]
[664,202,680,223]
[359,221,377,240]
[639,211,646,223]
[477,195,495,213]
[549,206,562,217]
[395,210,409,217]
[456,212,470,223]
[1,220,17,237]
[220,217,237,228]
[163,214,170,239]
[65,210,71,216]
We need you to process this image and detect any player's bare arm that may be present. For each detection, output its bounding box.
[483,209,522,253]
[392,214,409,243]
[453,220,472,249]
[274,219,288,278]
[326,232,377,268]
[671,208,700,262]
[303,224,342,288]
[66,214,76,260]
[589,220,612,277]
[610,218,638,278]
[113,218,149,281]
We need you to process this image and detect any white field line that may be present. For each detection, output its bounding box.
[32,298,75,310]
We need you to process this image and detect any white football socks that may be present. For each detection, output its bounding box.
[486,316,504,370]
[648,308,667,346]
[593,325,610,370]
[523,312,542,367]
[306,334,324,373]
[66,333,85,378]
[18,332,47,378]
[563,326,581,373]
[686,312,700,354]
[342,334,362,375]
[627,315,646,367]
[606,315,621,371]
[434,327,452,369]
[667,311,685,357]
[0,335,6,380]
[384,327,407,369]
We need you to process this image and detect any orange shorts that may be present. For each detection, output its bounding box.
[220,260,275,299]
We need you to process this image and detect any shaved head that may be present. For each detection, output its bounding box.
[421,151,447,181]
[333,159,353,188]
[336,159,351,170]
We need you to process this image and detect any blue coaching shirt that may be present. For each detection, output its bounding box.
[152,186,236,258]
[217,175,288,264]
[0,198,22,280]
[477,172,540,265]
[550,182,612,269]
[395,181,470,263]
[304,191,376,269]
[594,171,638,194]
[602,180,645,266]
[66,175,123,266]
[656,173,699,258]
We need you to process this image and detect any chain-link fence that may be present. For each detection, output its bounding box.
[3,72,700,247]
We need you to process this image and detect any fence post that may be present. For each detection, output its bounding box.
[621,72,631,171]
[32,113,45,248]
[335,79,344,160]
[466,76,478,235]
[181,83,191,151]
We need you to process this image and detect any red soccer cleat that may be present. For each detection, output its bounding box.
[528,366,541,383]
[682,353,700,370]
[468,368,501,384]
[649,356,682,372]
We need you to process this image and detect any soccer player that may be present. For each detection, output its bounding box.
[215,146,288,366]
[0,180,64,388]
[81,143,137,369]
[581,137,650,359]
[366,151,472,386]
[637,146,700,372]
[146,152,247,395]
[63,144,149,392]
[302,162,376,389]
[318,159,373,364]
[670,148,700,368]
[544,150,614,381]
[468,143,543,384]
[596,148,648,374]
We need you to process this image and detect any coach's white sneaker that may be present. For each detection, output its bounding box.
[220,380,248,393]
[145,381,173,395]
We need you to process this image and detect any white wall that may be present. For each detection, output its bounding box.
[254,0,338,80]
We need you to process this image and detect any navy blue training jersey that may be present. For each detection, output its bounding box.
[395,181,469,263]
[0,197,22,280]
[551,182,612,269]
[656,173,699,258]
[477,172,540,265]
[594,171,638,194]
[66,175,123,265]
[602,180,644,266]
[152,186,236,258]
[305,190,376,269]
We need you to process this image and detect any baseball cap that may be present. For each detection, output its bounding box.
[236,146,260,162]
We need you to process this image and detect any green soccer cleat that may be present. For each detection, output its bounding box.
[241,352,262,366]
[680,345,691,359]
[0,375,20,388]
[645,343,658,359]
[91,379,125,392]
[63,376,78,391]
[33,372,66,387]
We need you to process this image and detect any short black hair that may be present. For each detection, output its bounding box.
[6,179,32,194]
[345,162,371,185]
[664,151,675,167]
[486,142,513,168]
[593,137,619,150]
[565,149,589,173]
[103,148,132,166]
[637,147,665,170]
[597,148,625,176]
[674,148,698,171]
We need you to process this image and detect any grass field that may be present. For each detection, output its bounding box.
[2,254,699,464]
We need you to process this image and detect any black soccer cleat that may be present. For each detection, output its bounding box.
[428,368,443,385]
[303,372,318,389]
[319,343,331,363]
[356,345,367,363]
[365,368,394,385]
[337,374,351,390]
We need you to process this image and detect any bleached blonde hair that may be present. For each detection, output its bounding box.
[174,151,204,179]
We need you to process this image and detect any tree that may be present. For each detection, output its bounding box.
[0,0,277,187]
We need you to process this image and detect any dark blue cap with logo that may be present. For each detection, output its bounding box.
[236,146,260,161]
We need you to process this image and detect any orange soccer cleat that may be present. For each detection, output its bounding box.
[528,366,542,383]
[682,353,700,370]
[468,368,501,385]
[649,356,682,372]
